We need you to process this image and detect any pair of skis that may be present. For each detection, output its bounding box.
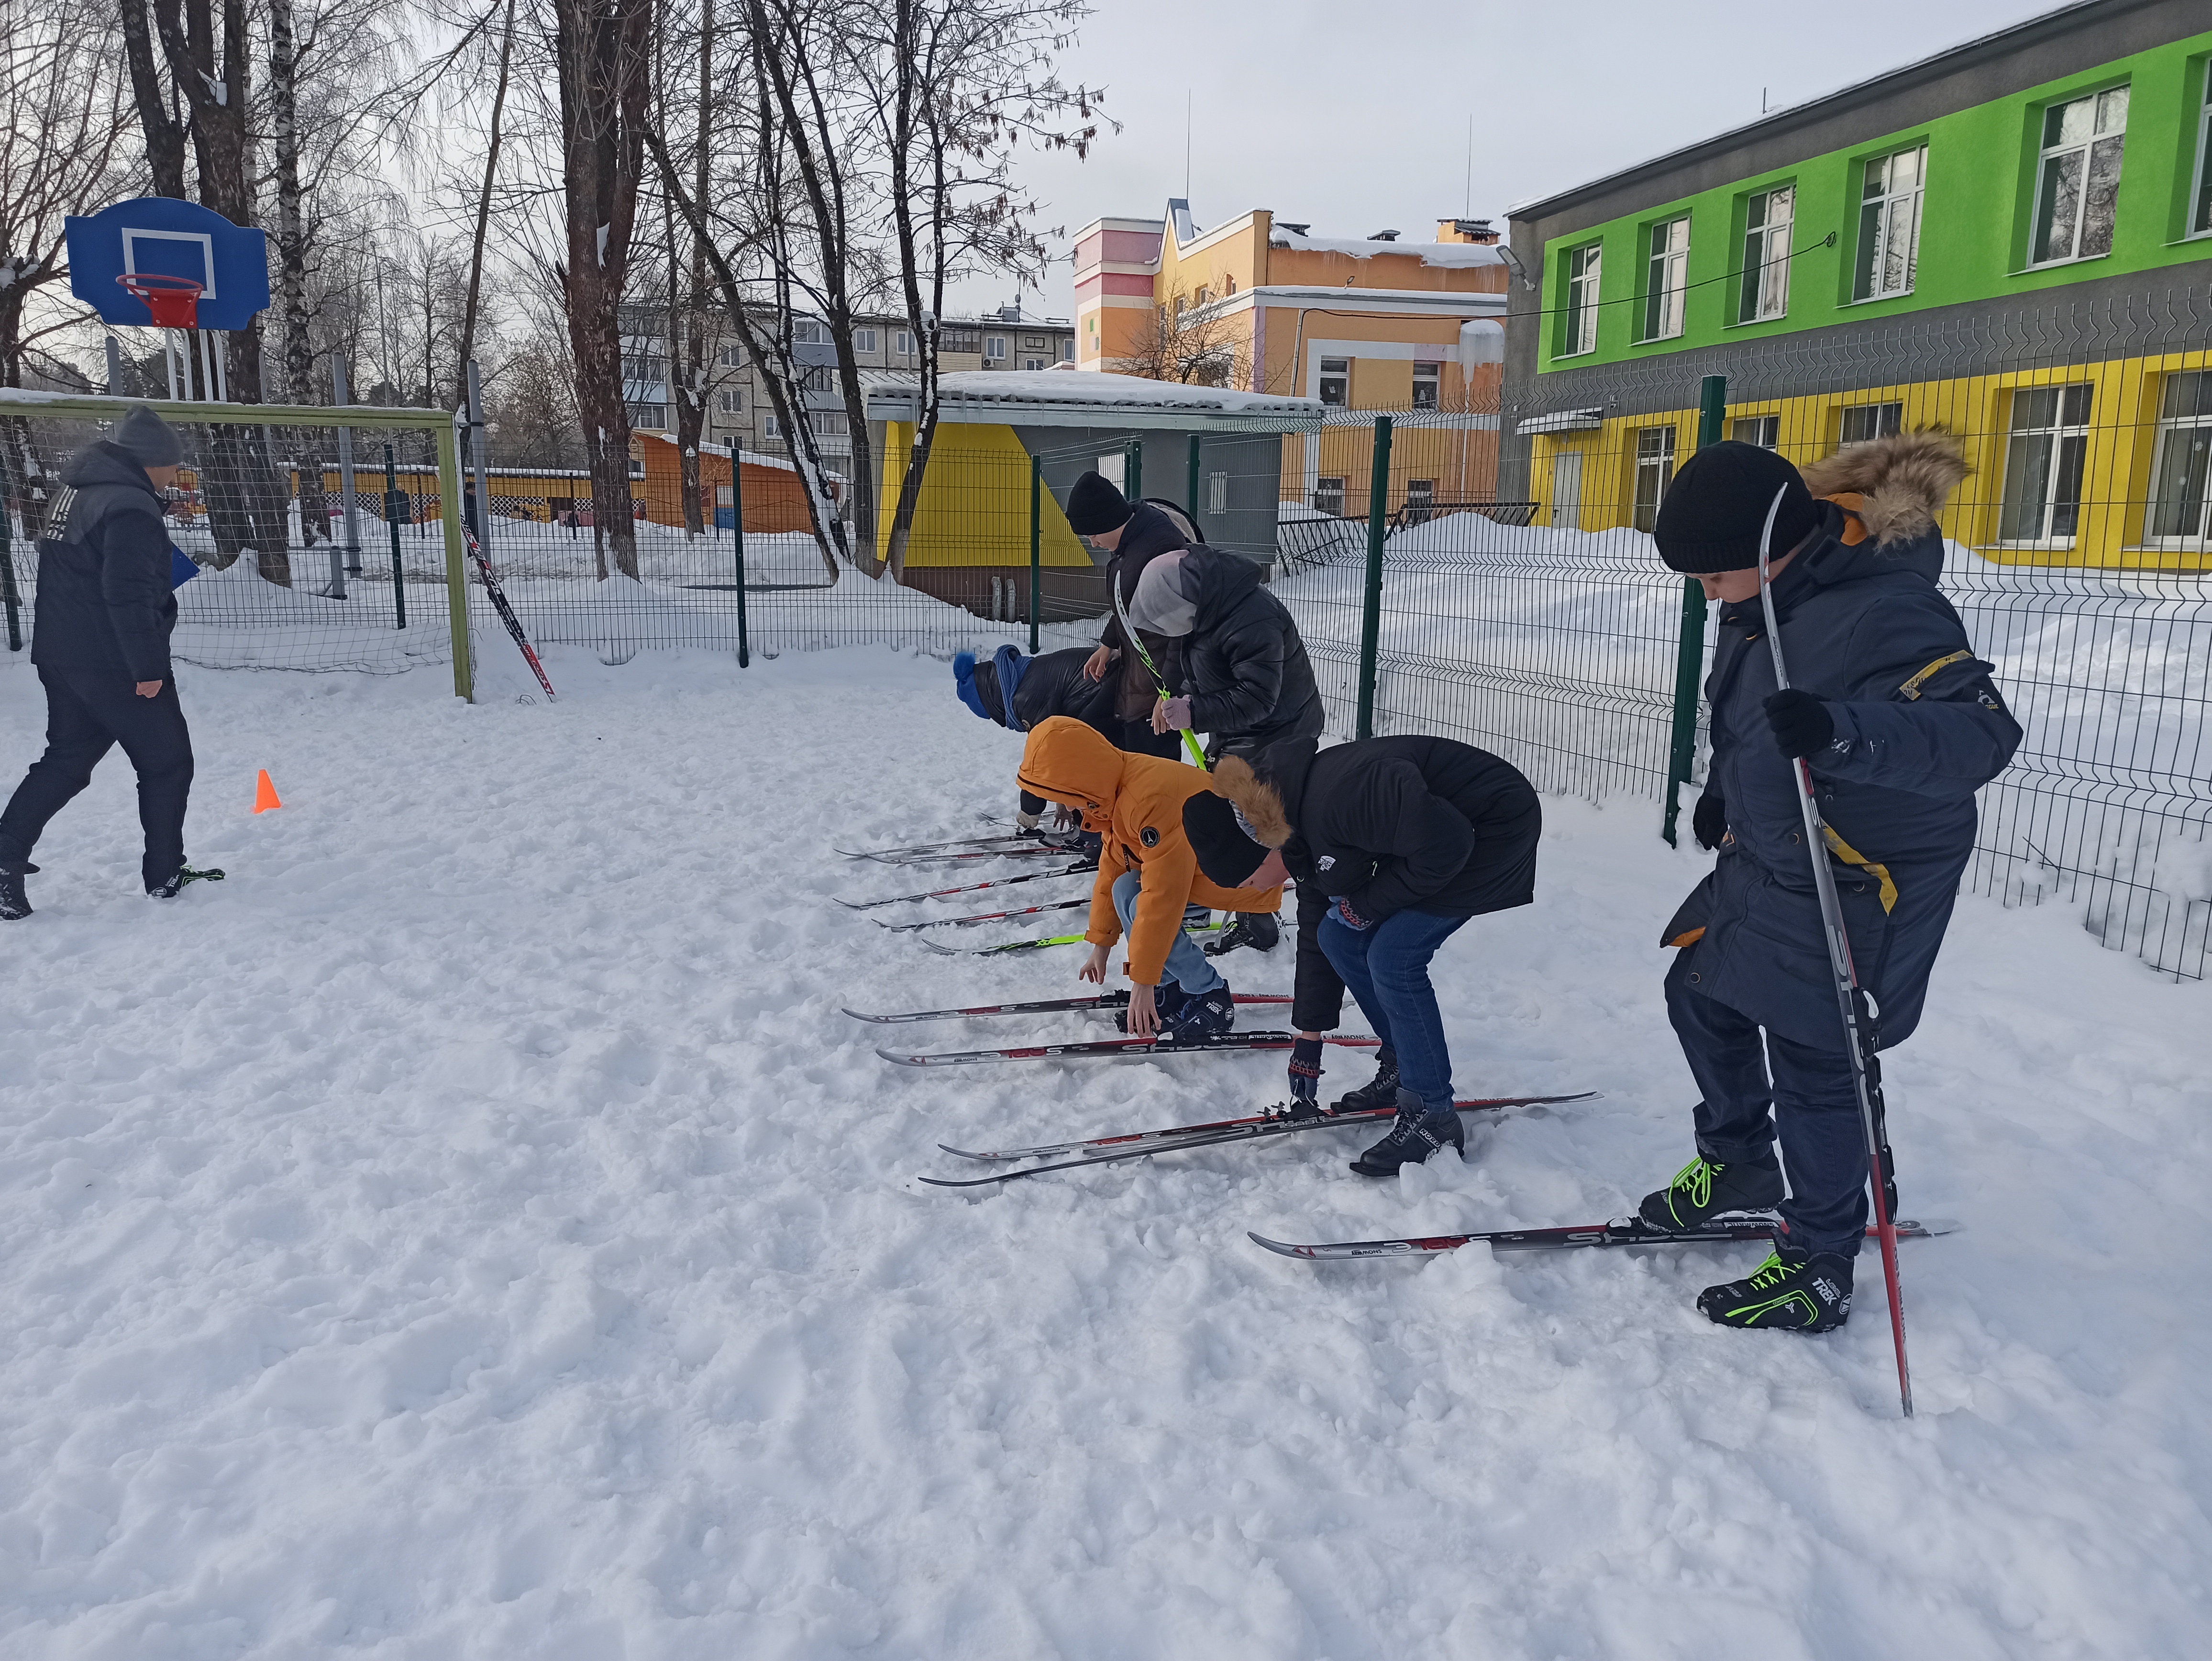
[837,830,1087,867]
[881,1030,1379,1068]
[1250,1217,1956,1260]
[843,990,1292,1024]
[912,919,1229,957]
[464,525,556,700]
[833,861,1096,911]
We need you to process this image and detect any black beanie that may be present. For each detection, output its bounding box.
[1182,792,1270,886]
[1652,441,1820,574]
[1065,470,1133,536]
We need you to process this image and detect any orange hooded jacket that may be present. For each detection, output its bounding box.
[1016,717,1282,986]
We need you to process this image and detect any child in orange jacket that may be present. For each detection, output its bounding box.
[1015,717,1283,1040]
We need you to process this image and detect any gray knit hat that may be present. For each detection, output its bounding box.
[112,405,184,470]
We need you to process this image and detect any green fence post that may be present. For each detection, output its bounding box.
[1661,375,1727,846]
[434,422,475,702]
[1186,432,1201,528]
[731,453,750,667]
[1355,415,1394,741]
[382,446,408,631]
[0,454,22,652]
[1028,454,1042,653]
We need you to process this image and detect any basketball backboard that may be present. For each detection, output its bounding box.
[66,198,270,331]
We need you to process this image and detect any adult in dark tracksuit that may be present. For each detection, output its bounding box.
[0,408,210,920]
[1183,735,1540,1175]
[953,643,1122,840]
[1065,470,1190,763]
[1642,436,2021,1332]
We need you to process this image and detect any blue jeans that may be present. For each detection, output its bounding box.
[1112,871,1225,995]
[1318,908,1470,1112]
[1665,951,1867,1257]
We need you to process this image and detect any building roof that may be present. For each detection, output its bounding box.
[865,369,1325,431]
[1506,0,2115,222]
[1267,228,1504,269]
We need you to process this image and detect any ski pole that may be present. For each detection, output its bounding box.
[1755,484,1913,1417]
[1114,573,1209,770]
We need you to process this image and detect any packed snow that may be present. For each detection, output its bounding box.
[2,642,2207,1659]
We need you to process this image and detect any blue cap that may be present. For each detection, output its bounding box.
[952,652,991,720]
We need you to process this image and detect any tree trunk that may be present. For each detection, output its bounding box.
[118,0,187,199]
[453,0,516,410]
[268,0,313,406]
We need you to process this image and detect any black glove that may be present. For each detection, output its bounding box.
[1692,790,1727,851]
[1764,689,1836,759]
[1288,1036,1324,1104]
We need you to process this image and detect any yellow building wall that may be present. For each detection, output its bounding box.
[874,421,1096,570]
[1525,353,2209,571]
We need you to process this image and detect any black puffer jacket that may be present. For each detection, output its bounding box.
[1175,546,1324,752]
[1217,735,1541,1030]
[1098,501,1188,722]
[30,443,177,682]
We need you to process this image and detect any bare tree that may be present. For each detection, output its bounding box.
[1112,285,1247,387]
[452,0,518,409]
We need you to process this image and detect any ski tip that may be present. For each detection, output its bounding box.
[915,1173,1001,1190]
[1246,1232,1316,1260]
[1895,1217,1961,1239]
[876,1049,928,1066]
[841,1007,889,1023]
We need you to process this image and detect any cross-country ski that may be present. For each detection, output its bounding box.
[832,861,1098,909]
[841,990,1294,1024]
[878,1030,1382,1067]
[1248,1217,1959,1261]
[874,896,1090,932]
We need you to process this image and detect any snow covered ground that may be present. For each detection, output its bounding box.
[2,644,2206,1660]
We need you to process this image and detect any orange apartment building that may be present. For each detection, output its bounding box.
[1071,201,1515,510]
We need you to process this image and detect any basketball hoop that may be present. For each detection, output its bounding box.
[119,272,204,329]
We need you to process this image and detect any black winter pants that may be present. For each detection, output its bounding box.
[1664,950,1867,1257]
[0,664,194,890]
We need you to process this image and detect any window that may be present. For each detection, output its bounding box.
[793,319,825,344]
[1024,333,1045,348]
[2031,88,2127,266]
[620,352,664,384]
[2145,371,2212,545]
[942,328,979,353]
[985,335,1006,360]
[1632,426,1675,532]
[1840,402,1903,446]
[1060,339,1075,362]
[1732,415,1780,448]
[1739,186,1793,322]
[855,328,877,353]
[1854,145,1925,301]
[1999,384,2092,543]
[1643,217,1689,342]
[809,410,849,438]
[1411,362,1440,410]
[1318,357,1349,405]
[1405,479,1436,524]
[1206,470,1228,516]
[717,389,744,416]
[2193,62,2212,236]
[896,330,914,354]
[764,414,782,437]
[1023,358,1046,372]
[719,343,745,369]
[625,402,666,431]
[1562,243,1601,356]
[1313,476,1346,517]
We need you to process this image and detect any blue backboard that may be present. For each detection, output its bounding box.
[66,198,270,331]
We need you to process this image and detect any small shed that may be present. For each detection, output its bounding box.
[864,370,1322,620]
[633,432,830,533]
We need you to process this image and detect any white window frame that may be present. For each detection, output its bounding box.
[1840,402,1903,447]
[1731,414,1781,448]
[895,330,914,354]
[1317,356,1350,406]
[1998,383,2094,546]
[717,388,743,416]
[2144,371,2212,547]
[1060,339,1075,362]
[1642,217,1689,342]
[1632,426,1675,532]
[1313,476,1346,517]
[985,335,1006,360]
[718,343,745,369]
[1411,361,1440,410]
[1022,357,1046,372]
[2030,88,2128,267]
[855,328,878,353]
[1562,243,1601,357]
[2193,61,2212,238]
[1854,145,1926,301]
[1739,186,1793,322]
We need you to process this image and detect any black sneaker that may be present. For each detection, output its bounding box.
[149,864,226,899]
[1637,1154,1785,1232]
[1203,910,1280,957]
[1331,1049,1399,1113]
[1158,985,1235,1044]
[1350,1088,1465,1176]
[0,861,36,921]
[1697,1247,1854,1332]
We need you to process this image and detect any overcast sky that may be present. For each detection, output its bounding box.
[976,0,2065,318]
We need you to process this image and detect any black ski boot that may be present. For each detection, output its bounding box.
[0,862,36,921]
[1117,982,1190,1034]
[1350,1087,1464,1177]
[1204,910,1280,957]
[1637,1154,1785,1232]
[149,864,226,900]
[1159,985,1235,1044]
[1331,1048,1399,1113]
[1181,902,1213,931]
[1697,1247,1854,1332]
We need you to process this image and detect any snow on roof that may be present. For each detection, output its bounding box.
[933,369,1321,416]
[1267,229,1503,269]
[637,428,842,480]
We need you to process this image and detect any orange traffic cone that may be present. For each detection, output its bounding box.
[253,770,283,813]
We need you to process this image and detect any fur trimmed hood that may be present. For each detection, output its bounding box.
[1799,430,1969,547]
[1208,754,1293,847]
